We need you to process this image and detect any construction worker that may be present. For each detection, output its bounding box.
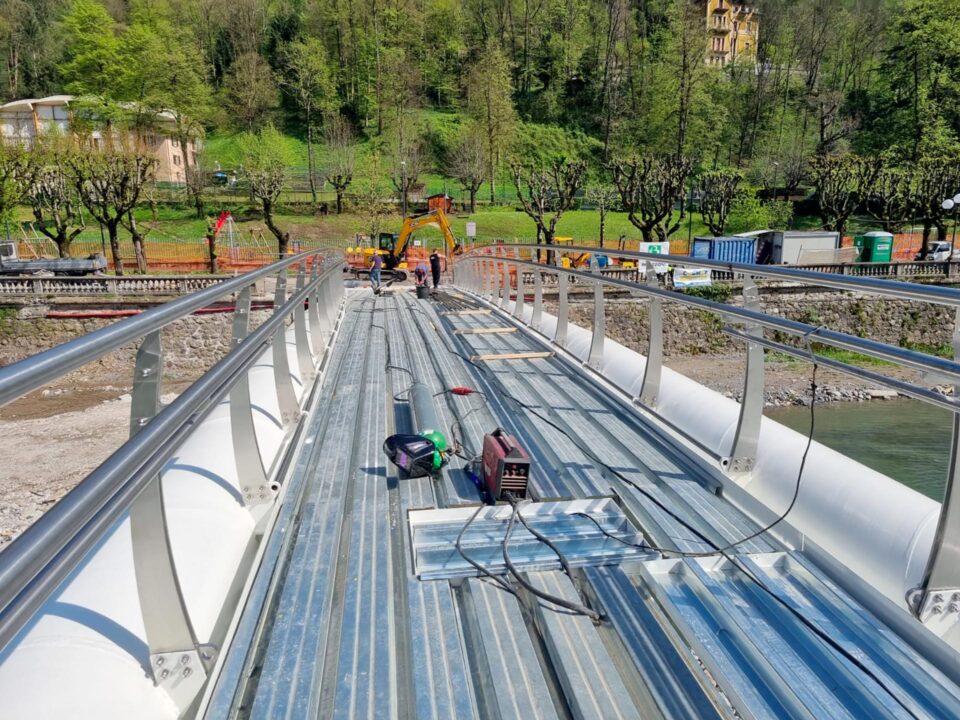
[429,250,441,289]
[370,252,383,291]
[414,261,429,286]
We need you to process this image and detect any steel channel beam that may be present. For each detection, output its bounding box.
[460,255,960,386]
[230,285,272,505]
[638,261,663,408]
[588,255,605,369]
[532,265,543,331]
[727,277,764,474]
[0,250,329,408]
[0,269,336,654]
[554,254,569,347]
[474,243,960,308]
[272,271,300,427]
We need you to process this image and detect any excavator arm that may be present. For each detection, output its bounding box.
[393,208,462,260]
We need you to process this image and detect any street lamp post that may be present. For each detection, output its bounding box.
[401,160,407,218]
[941,192,960,259]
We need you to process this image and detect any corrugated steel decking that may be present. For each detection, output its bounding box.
[216,287,960,720]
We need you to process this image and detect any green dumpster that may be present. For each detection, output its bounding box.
[855,231,894,262]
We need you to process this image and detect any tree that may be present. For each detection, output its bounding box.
[698,170,743,236]
[239,124,292,257]
[204,217,218,274]
[279,39,336,207]
[389,138,426,216]
[911,153,960,245]
[448,128,487,213]
[20,136,85,258]
[120,207,153,274]
[867,165,914,233]
[0,142,24,230]
[222,51,277,131]
[59,0,121,96]
[467,43,516,204]
[610,156,694,242]
[353,153,393,245]
[584,185,618,247]
[809,154,882,237]
[69,141,158,276]
[323,115,356,215]
[511,159,587,257]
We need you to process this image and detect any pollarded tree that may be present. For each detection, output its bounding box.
[698,169,742,236]
[448,128,486,214]
[69,140,158,276]
[239,124,292,257]
[19,135,86,258]
[911,153,960,245]
[866,165,914,233]
[809,154,882,237]
[323,115,356,215]
[0,142,25,230]
[584,185,618,247]
[609,155,694,243]
[512,159,587,257]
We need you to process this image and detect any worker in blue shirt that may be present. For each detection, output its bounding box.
[370,252,382,291]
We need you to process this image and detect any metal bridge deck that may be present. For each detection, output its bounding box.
[222,287,960,720]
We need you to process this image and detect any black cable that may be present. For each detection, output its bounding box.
[509,493,577,583]
[447,339,924,720]
[455,496,517,596]
[501,494,602,621]
[572,511,649,552]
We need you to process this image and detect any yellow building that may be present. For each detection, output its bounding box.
[704,0,759,67]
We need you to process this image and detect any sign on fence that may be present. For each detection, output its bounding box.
[673,267,712,288]
[639,241,670,274]
[466,222,476,238]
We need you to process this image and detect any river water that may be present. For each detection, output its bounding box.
[767,399,949,501]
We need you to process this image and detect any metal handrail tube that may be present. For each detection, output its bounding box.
[723,327,960,414]
[462,254,960,387]
[0,251,327,408]
[0,263,340,653]
[470,243,960,308]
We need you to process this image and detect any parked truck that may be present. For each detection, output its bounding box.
[0,241,106,276]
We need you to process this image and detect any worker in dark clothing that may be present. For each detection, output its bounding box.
[429,250,442,289]
[414,261,429,286]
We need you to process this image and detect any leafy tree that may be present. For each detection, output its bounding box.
[511,159,587,255]
[867,165,914,233]
[698,169,742,236]
[59,0,121,96]
[279,39,336,207]
[222,52,278,131]
[69,139,158,276]
[389,138,426,216]
[19,135,85,257]
[239,124,293,257]
[911,153,960,245]
[610,155,694,242]
[323,115,356,215]
[0,141,24,227]
[809,154,882,237]
[467,43,516,204]
[353,153,393,244]
[448,128,486,214]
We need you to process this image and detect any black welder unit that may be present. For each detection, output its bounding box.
[481,428,531,500]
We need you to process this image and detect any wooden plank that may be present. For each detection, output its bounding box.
[454,327,518,335]
[470,351,554,362]
[440,309,491,316]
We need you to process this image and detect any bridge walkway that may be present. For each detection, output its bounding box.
[225,287,960,720]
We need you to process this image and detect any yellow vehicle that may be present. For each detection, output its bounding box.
[350,208,463,282]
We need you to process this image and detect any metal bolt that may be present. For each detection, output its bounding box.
[160,669,170,679]
[933,593,944,604]
[949,602,959,613]
[155,657,165,666]
[180,654,190,665]
[932,605,944,615]
[182,668,192,678]
[952,592,960,602]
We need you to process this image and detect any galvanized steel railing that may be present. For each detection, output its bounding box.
[0,274,229,297]
[454,243,960,633]
[0,250,344,712]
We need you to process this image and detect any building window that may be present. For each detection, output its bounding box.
[173,155,181,166]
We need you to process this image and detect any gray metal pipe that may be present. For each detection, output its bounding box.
[410,382,442,437]
[0,265,341,653]
[0,251,335,408]
[475,243,960,308]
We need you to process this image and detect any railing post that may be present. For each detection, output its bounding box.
[915,305,960,632]
[555,253,569,347]
[588,255,605,369]
[500,248,511,310]
[727,275,765,474]
[272,270,300,428]
[230,284,274,506]
[513,249,526,320]
[638,261,663,407]
[293,261,314,382]
[532,260,543,331]
[127,330,209,712]
[307,257,324,355]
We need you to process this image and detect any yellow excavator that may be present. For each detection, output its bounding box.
[350,207,463,282]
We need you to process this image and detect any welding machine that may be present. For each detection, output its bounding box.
[481,428,530,501]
